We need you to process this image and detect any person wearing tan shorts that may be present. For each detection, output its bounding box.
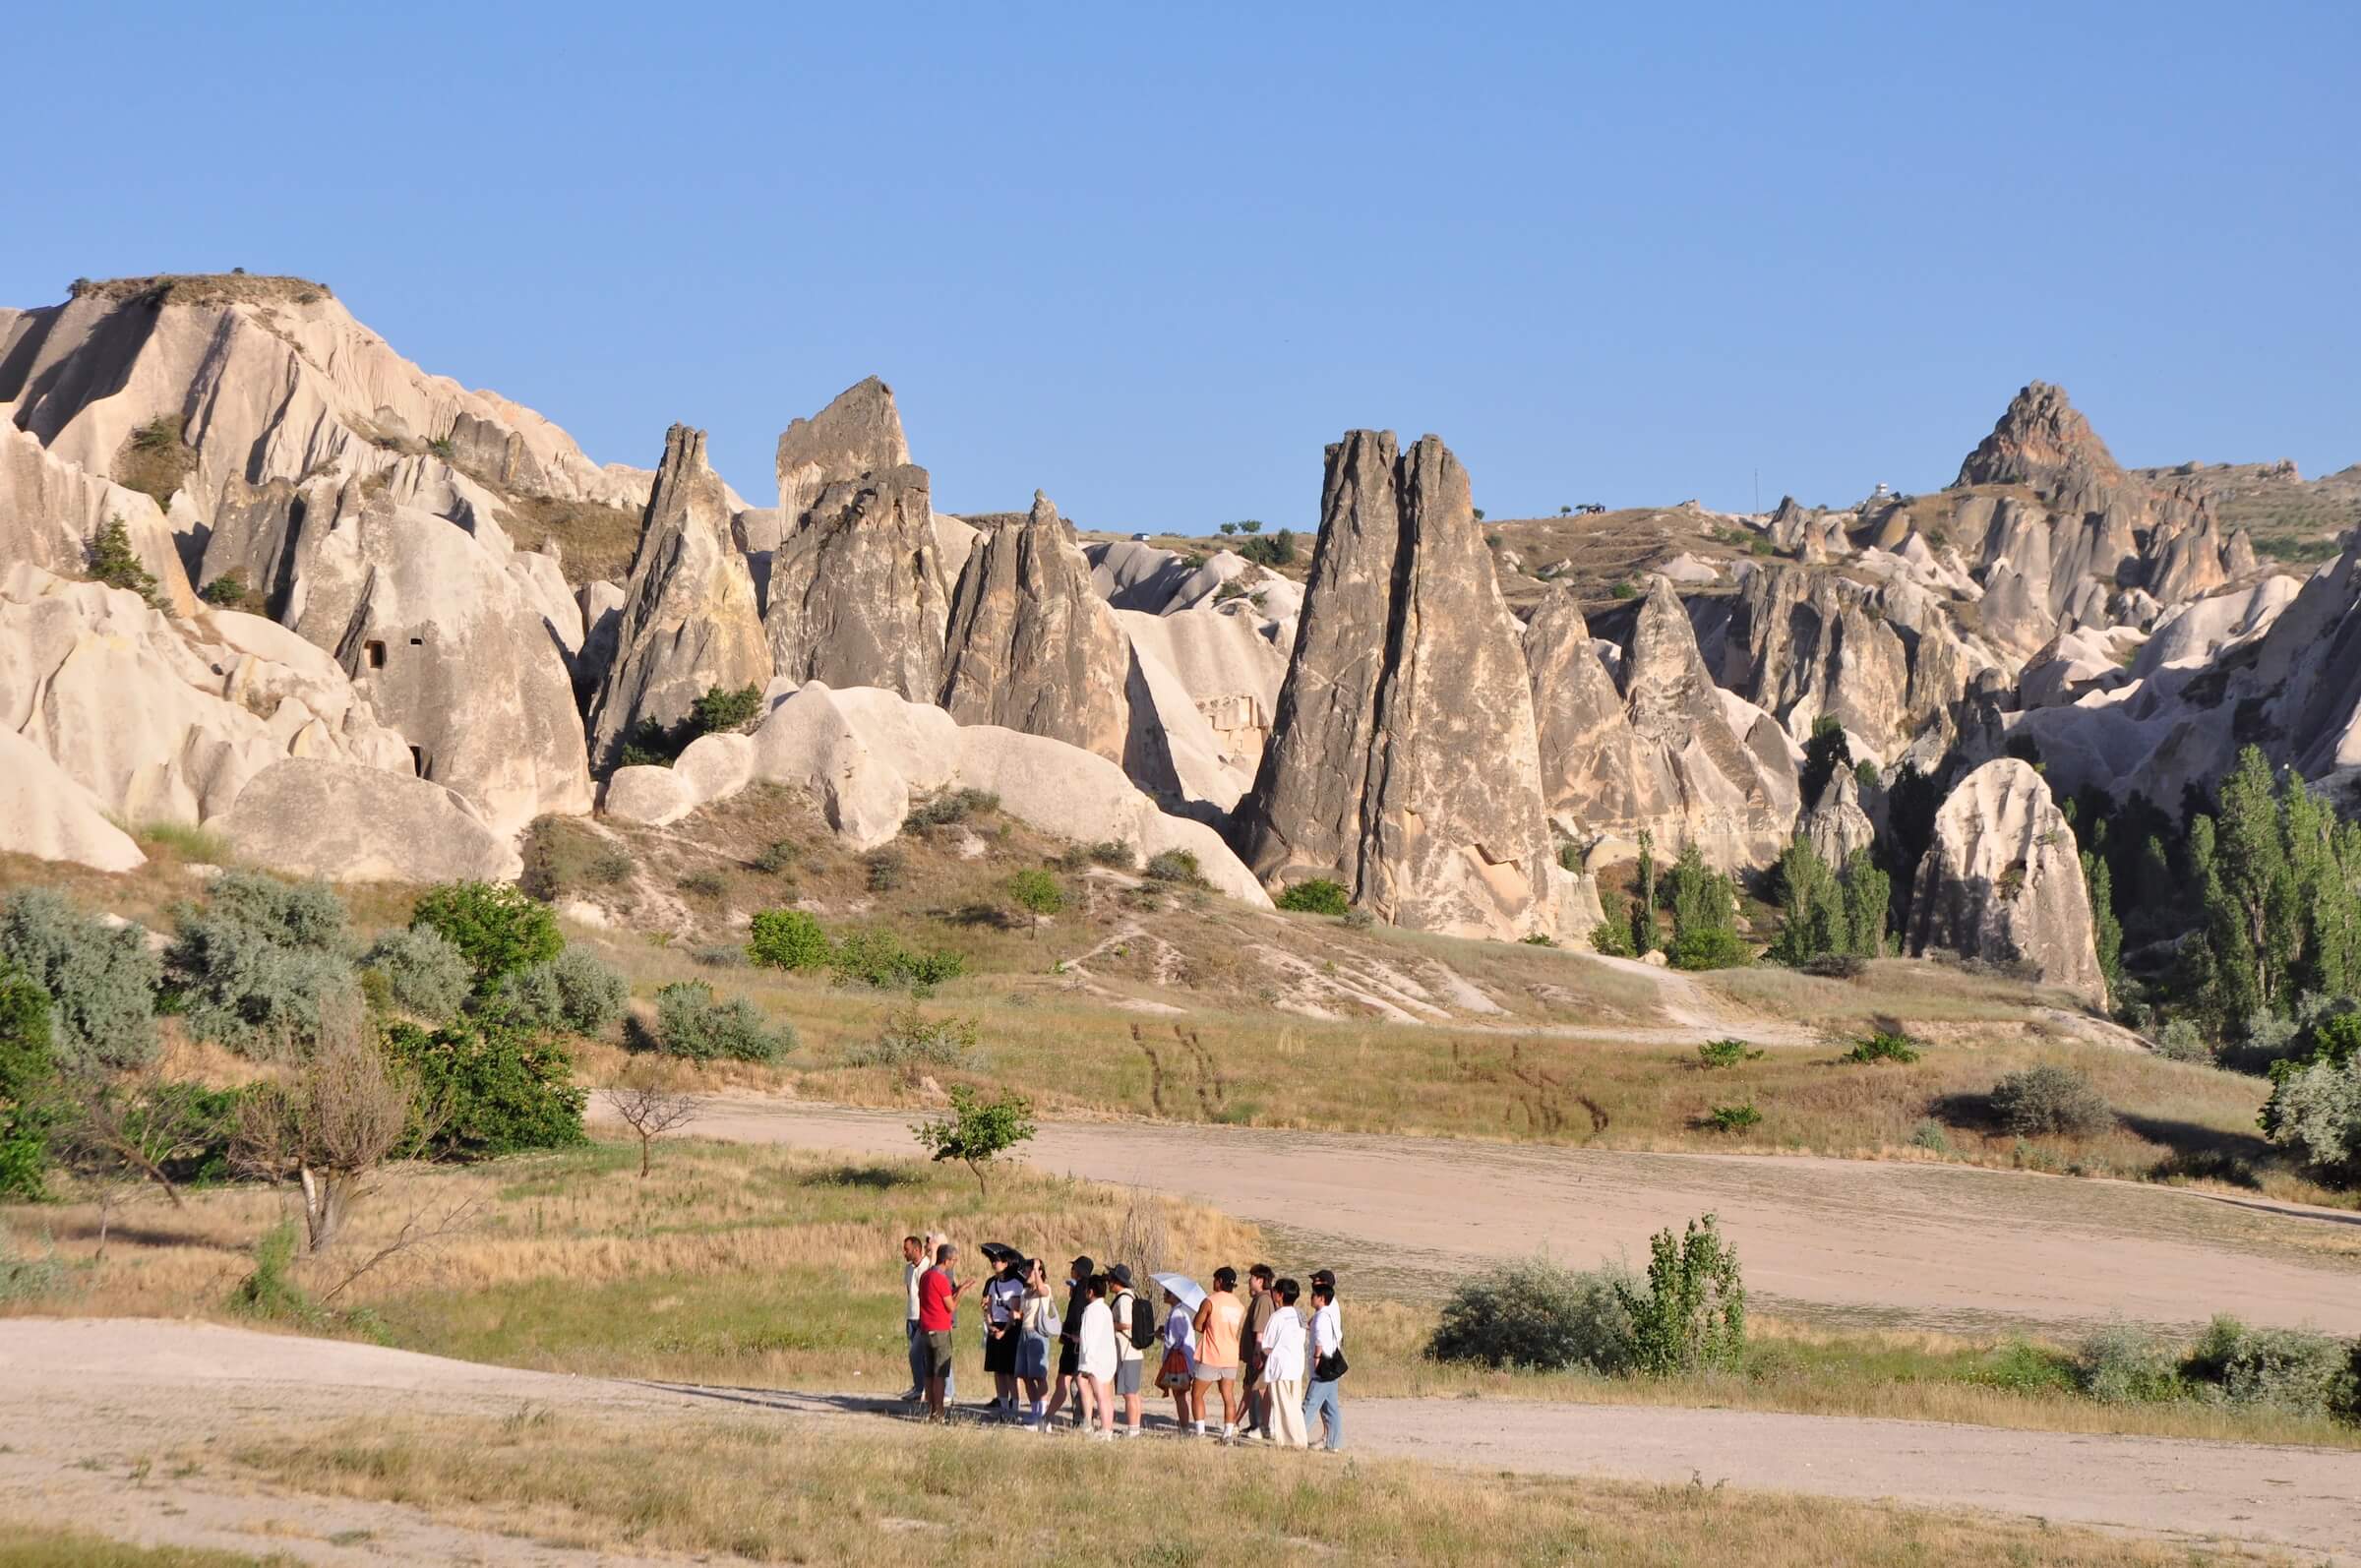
[1190,1265,1247,1441]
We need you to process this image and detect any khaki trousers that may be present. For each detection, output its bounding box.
[1265,1377,1307,1448]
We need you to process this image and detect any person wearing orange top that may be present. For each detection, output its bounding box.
[1189,1265,1247,1441]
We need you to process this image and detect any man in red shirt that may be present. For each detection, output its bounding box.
[917,1240,966,1421]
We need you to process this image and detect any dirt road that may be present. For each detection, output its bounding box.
[677,1099,2361,1335]
[1,1320,2353,1563]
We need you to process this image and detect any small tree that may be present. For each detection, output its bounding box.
[1616,1213,1746,1374]
[1632,832,1658,955]
[1006,869,1064,938]
[88,515,160,604]
[912,1086,1037,1196]
[600,1073,702,1177]
[1276,878,1352,917]
[234,1006,421,1254]
[748,908,831,971]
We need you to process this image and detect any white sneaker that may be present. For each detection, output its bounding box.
[1091,1429,1114,1442]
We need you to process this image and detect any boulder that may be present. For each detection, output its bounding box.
[1231,431,1556,938]
[1906,758,2105,1005]
[600,764,700,827]
[763,463,950,699]
[939,491,1131,762]
[0,728,146,872]
[215,757,522,883]
[584,425,771,769]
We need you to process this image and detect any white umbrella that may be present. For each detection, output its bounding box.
[1151,1272,1205,1312]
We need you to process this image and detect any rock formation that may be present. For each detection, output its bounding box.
[216,758,522,883]
[0,562,411,831]
[0,424,194,615]
[285,490,593,835]
[1524,587,1677,849]
[1800,767,1876,867]
[1231,431,1558,938]
[938,491,1130,761]
[754,376,911,556]
[584,425,770,769]
[762,463,950,698]
[1721,565,1911,755]
[1906,758,2105,1004]
[601,681,1271,907]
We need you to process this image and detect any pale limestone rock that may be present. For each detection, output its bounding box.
[285,494,592,835]
[939,491,1130,762]
[771,376,910,539]
[601,764,700,827]
[0,420,195,614]
[1907,758,2105,1005]
[1231,431,1556,937]
[0,728,146,872]
[216,758,522,883]
[1800,767,1876,867]
[585,425,770,769]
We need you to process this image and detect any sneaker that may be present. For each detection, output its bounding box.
[898,1387,922,1403]
[1091,1429,1115,1442]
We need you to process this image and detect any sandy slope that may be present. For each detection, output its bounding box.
[673,1100,2361,1335]
[0,1319,2354,1563]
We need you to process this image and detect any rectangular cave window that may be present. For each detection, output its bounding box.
[364,639,386,669]
[409,746,428,779]
[408,635,425,646]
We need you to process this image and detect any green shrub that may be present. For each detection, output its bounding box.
[1086,840,1136,872]
[1844,1031,1921,1064]
[1908,1119,1951,1153]
[827,929,965,995]
[845,1008,982,1072]
[2262,1051,2361,1184]
[1704,1103,1761,1132]
[1973,1338,2077,1395]
[2181,1314,2351,1415]
[1616,1213,1746,1375]
[747,909,830,972]
[0,963,56,1200]
[1990,1063,2111,1136]
[200,572,249,606]
[865,847,908,892]
[906,788,1000,829]
[677,869,729,900]
[386,1015,586,1158]
[358,927,472,1023]
[2075,1322,2181,1403]
[492,949,628,1036]
[1235,528,1297,569]
[1276,879,1352,916]
[231,1221,313,1319]
[1521,934,1556,947]
[1665,845,1748,970]
[1696,1038,1760,1069]
[2154,1017,2213,1063]
[1608,580,1637,601]
[87,515,159,603]
[691,944,746,968]
[131,414,180,453]
[166,910,361,1055]
[752,840,800,874]
[651,982,794,1062]
[409,882,562,987]
[689,683,764,737]
[1144,849,1204,885]
[0,888,159,1073]
[205,871,350,953]
[0,1226,66,1302]
[1426,1257,1638,1374]
[1669,927,1750,971]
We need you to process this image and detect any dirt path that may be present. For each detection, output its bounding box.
[673,1100,2361,1335]
[1,1320,2354,1563]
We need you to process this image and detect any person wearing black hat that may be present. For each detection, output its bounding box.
[1042,1253,1096,1430]
[1105,1263,1146,1436]
[981,1247,1026,1417]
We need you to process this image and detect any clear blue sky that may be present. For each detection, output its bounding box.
[8,1,2355,529]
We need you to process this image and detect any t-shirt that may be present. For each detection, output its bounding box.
[918,1265,956,1332]
[1308,1300,1343,1374]
[904,1261,923,1322]
[1079,1298,1119,1379]
[1260,1302,1306,1382]
[1195,1291,1245,1369]
[1111,1291,1145,1361]
[1242,1292,1276,1367]
[984,1273,1025,1327]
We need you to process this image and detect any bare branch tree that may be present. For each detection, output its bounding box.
[600,1078,702,1176]
[316,1188,484,1305]
[51,1071,234,1259]
[234,1002,421,1254]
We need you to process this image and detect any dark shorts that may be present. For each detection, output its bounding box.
[926,1330,955,1378]
[983,1326,1019,1374]
[1057,1339,1079,1377]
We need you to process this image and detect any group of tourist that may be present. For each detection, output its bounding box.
[899,1234,1346,1449]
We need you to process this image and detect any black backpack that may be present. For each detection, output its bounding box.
[1118,1291,1159,1352]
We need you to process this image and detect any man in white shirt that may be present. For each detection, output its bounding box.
[1106,1263,1147,1436]
[1257,1277,1309,1448]
[1303,1270,1344,1452]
